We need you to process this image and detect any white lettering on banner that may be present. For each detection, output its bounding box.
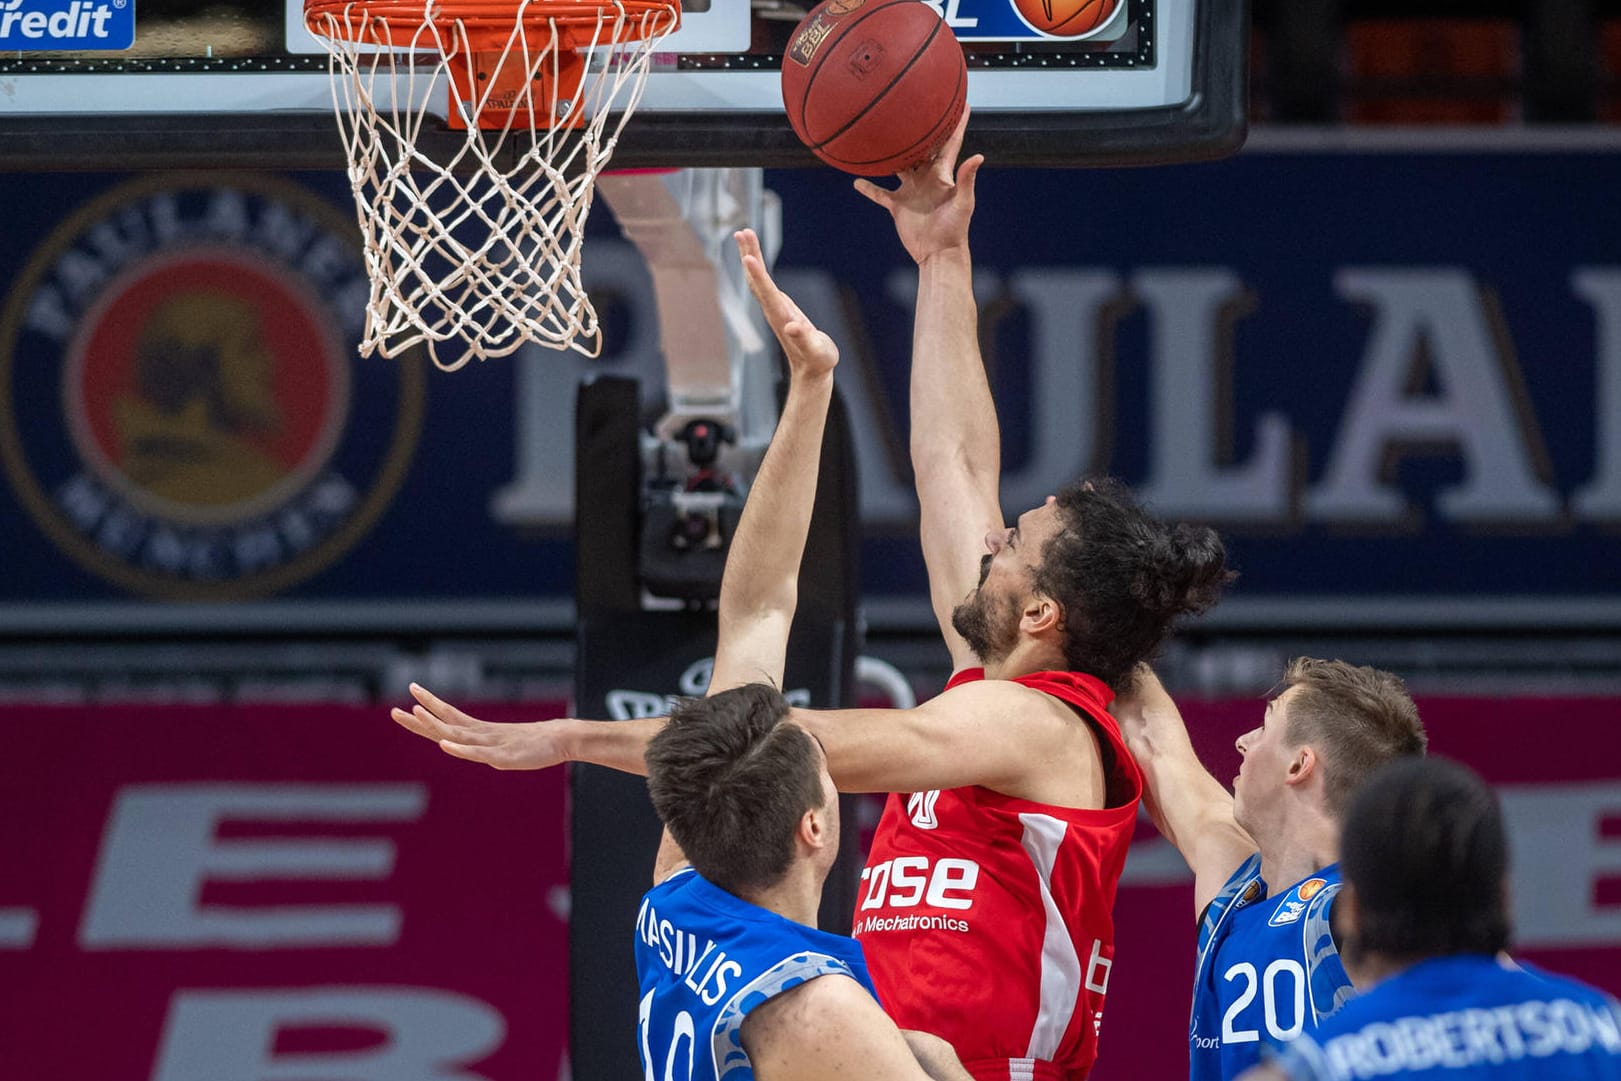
[0,3,117,44]
[1135,270,1296,521]
[80,784,427,949]
[918,0,979,29]
[493,253,1615,532]
[998,269,1121,514]
[0,908,38,949]
[1573,269,1621,518]
[1499,783,1621,949]
[1307,270,1559,523]
[151,988,504,1081]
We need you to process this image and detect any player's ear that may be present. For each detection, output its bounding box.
[799,806,829,853]
[1022,595,1063,636]
[1285,744,1316,786]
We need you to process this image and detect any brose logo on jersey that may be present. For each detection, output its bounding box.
[0,0,135,50]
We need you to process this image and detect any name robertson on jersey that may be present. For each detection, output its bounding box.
[0,174,425,600]
[637,896,744,1006]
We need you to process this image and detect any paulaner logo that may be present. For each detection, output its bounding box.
[0,174,426,600]
[0,0,135,51]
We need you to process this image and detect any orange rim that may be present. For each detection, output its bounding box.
[304,0,680,51]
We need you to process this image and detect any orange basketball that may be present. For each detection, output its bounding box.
[781,0,967,177]
[1011,0,1118,38]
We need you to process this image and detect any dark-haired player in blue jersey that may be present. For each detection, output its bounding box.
[1113,661,1429,1080]
[631,228,973,1081]
[1239,756,1621,1081]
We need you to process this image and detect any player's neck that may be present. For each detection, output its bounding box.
[1258,806,1339,892]
[983,638,1067,680]
[738,864,823,928]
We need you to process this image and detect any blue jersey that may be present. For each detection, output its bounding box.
[1190,855,1354,1081]
[634,867,880,1081]
[1269,954,1621,1080]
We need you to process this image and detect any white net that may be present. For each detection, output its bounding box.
[307,1,680,371]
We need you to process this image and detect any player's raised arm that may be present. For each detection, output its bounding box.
[707,228,838,694]
[1113,665,1258,915]
[855,111,999,672]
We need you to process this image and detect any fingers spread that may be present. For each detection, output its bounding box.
[852,178,893,208]
[958,153,986,190]
[391,706,443,740]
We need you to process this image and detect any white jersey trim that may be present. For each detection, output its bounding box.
[1018,811,1083,1063]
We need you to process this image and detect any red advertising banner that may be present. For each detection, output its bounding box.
[2,705,569,1081]
[5,696,1618,1080]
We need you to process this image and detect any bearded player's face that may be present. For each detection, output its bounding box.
[950,499,1062,664]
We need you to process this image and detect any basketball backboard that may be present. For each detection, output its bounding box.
[0,0,1246,170]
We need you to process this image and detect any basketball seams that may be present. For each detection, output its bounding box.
[781,0,969,175]
[829,55,964,169]
[804,16,943,156]
[785,0,918,141]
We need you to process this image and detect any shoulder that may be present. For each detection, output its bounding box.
[740,973,886,1054]
[931,675,1090,727]
[1512,958,1621,1007]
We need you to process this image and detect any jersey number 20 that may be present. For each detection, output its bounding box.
[1221,960,1306,1044]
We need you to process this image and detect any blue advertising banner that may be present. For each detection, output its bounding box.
[0,136,1618,630]
[0,0,135,51]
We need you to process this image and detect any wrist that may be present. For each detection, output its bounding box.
[552,716,585,764]
[917,244,971,273]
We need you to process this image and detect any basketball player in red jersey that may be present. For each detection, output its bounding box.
[394,115,1230,1081]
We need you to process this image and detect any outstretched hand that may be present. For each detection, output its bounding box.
[736,228,838,381]
[853,108,982,266]
[390,682,564,770]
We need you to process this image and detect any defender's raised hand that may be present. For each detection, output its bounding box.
[853,108,982,266]
[736,228,838,381]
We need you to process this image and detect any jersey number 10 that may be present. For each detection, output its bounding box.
[639,989,697,1081]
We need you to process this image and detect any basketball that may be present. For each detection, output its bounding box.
[781,0,967,177]
[1010,0,1118,38]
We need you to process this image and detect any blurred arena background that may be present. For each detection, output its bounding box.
[2,1,1619,1079]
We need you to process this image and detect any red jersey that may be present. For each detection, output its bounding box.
[853,669,1142,1081]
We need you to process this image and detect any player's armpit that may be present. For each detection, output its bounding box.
[792,679,1105,807]
[740,975,945,1081]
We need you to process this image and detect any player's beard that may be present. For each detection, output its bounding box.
[951,587,1021,666]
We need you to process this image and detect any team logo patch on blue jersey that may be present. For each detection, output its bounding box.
[1268,877,1327,926]
[0,0,136,51]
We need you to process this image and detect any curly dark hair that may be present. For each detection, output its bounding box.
[1030,477,1233,689]
[643,683,826,897]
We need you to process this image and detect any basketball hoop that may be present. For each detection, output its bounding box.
[304,0,681,370]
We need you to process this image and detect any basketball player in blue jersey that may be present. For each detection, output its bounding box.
[1239,756,1621,1081]
[631,228,973,1081]
[1112,660,1428,1080]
